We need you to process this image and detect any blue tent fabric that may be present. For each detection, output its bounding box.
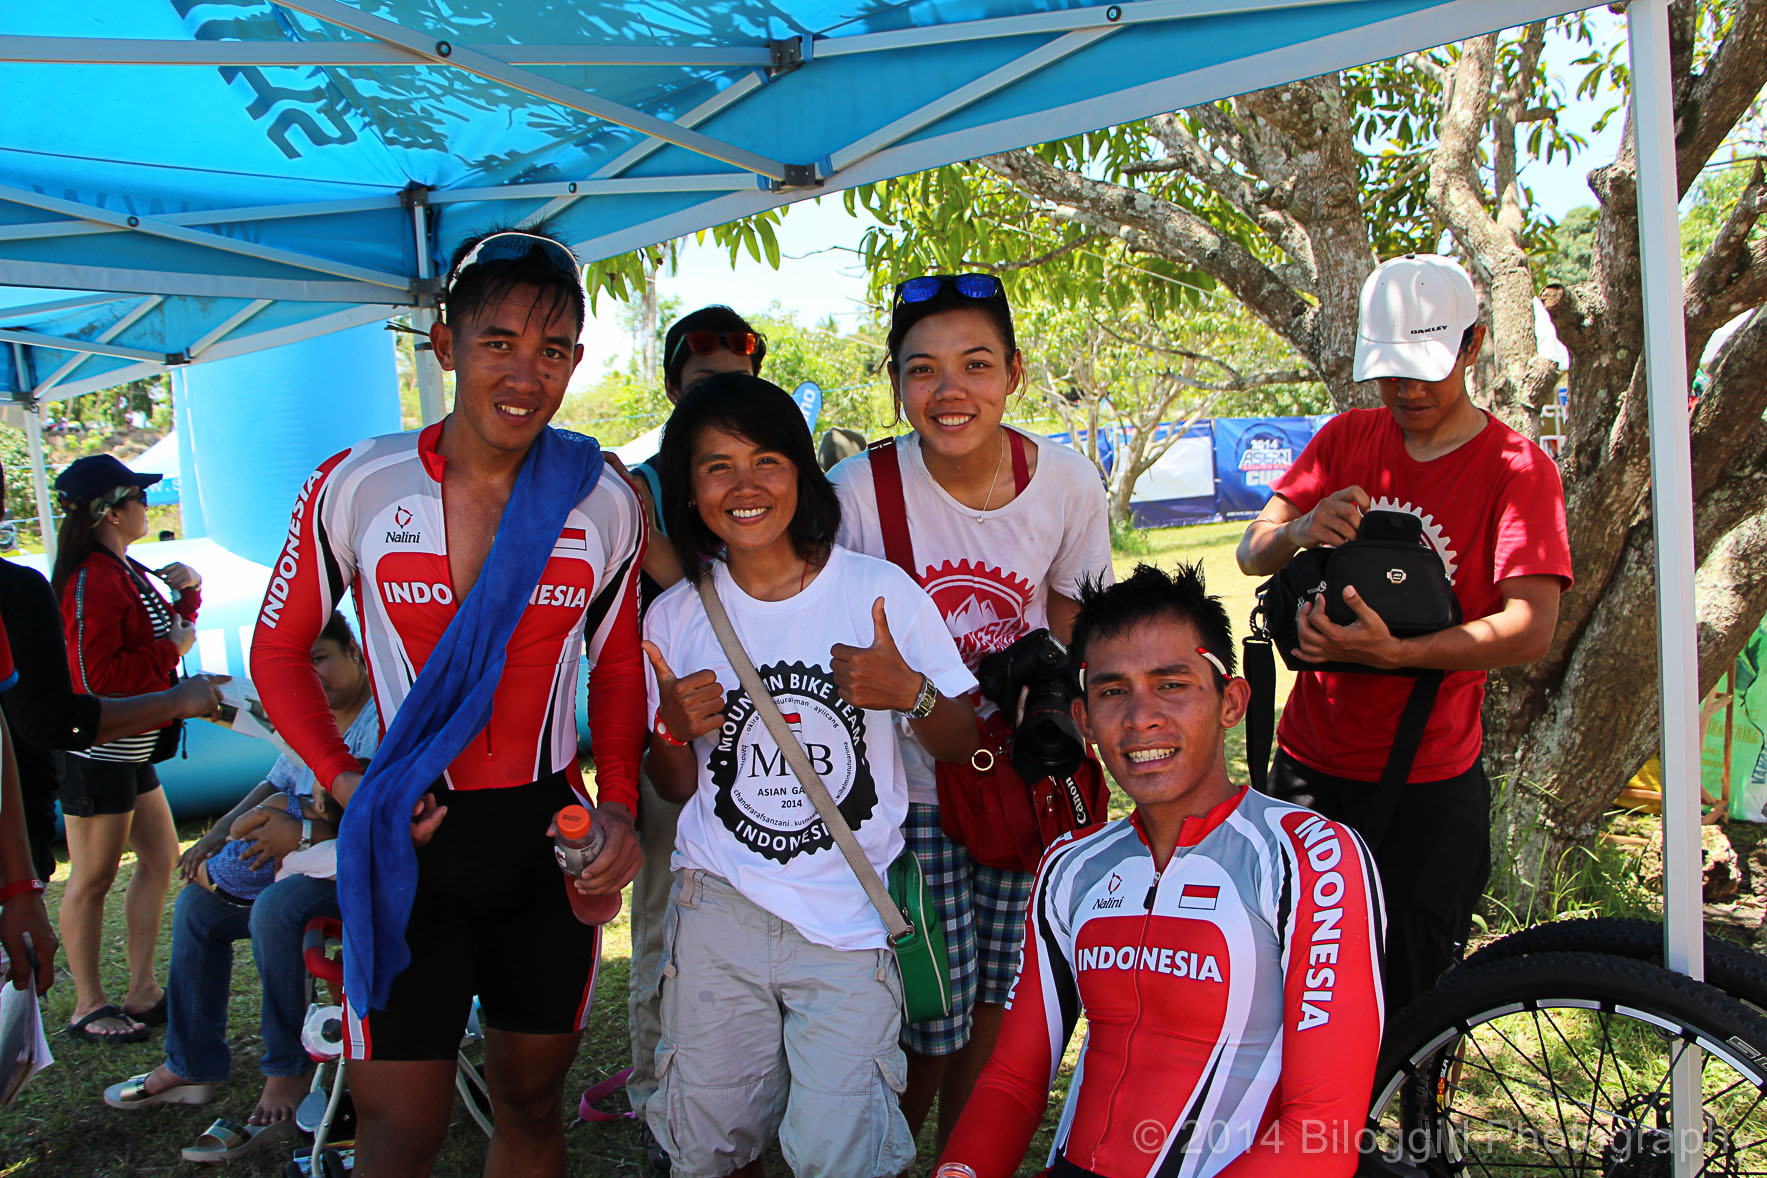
[0,0,1581,404]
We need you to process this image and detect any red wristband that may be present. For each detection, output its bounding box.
[652,715,687,748]
[0,877,45,906]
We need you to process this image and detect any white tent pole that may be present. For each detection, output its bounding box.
[410,201,445,426]
[23,399,53,553]
[1628,3,1702,1173]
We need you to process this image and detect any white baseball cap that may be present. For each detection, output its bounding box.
[1352,254,1480,383]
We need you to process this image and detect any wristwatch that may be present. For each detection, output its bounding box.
[296,818,313,853]
[905,674,939,720]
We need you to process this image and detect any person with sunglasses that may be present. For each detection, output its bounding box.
[252,228,647,1178]
[827,273,1113,1152]
[613,303,766,1177]
[50,453,205,1045]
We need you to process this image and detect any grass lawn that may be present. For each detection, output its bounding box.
[2,522,1277,1177]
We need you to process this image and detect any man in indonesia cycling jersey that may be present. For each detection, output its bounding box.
[252,230,645,1178]
[936,563,1384,1178]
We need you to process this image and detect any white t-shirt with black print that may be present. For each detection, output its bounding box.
[828,427,1114,805]
[644,545,977,951]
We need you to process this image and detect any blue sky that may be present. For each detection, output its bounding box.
[576,10,1629,379]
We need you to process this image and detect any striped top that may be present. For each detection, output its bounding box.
[71,559,176,763]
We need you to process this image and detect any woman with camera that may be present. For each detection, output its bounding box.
[827,273,1113,1151]
[52,454,203,1044]
[641,373,976,1177]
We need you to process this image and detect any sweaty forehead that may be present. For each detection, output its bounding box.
[461,282,582,341]
[1085,614,1207,679]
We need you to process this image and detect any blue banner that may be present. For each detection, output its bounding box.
[792,381,823,432]
[1211,416,1323,518]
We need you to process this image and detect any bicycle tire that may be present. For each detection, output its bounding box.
[1464,917,1767,1016]
[1366,951,1767,1177]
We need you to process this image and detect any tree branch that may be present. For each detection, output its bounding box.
[1430,33,1561,432]
[1685,160,1767,351]
[978,149,1329,380]
[1144,114,1310,264]
[1675,0,1767,193]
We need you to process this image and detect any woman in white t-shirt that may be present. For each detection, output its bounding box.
[641,372,978,1178]
[827,273,1113,1152]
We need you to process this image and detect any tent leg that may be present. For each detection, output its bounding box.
[1629,2,1702,1174]
[413,308,446,425]
[23,401,53,552]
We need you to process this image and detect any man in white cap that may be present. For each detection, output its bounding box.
[1235,253,1572,1010]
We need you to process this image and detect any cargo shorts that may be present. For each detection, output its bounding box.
[648,869,915,1178]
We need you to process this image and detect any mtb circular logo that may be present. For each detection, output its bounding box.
[920,559,1034,663]
[707,659,876,864]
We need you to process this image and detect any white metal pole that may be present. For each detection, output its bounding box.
[1628,2,1702,1172]
[22,400,53,552]
[410,201,446,425]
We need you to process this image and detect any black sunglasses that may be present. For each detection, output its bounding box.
[892,273,1004,308]
[444,231,583,297]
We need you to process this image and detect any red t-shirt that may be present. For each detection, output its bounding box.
[1271,408,1572,782]
[0,621,15,692]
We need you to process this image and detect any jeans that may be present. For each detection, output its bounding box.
[163,873,340,1083]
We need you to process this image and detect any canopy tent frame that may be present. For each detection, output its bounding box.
[0,0,1710,1166]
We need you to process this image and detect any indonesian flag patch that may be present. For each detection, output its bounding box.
[1177,884,1219,911]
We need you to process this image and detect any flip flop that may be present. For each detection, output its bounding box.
[67,1005,149,1045]
[103,1070,216,1110]
[123,993,169,1027]
[180,1117,296,1163]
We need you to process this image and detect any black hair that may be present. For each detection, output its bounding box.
[441,227,585,335]
[662,305,766,393]
[1458,324,1479,354]
[886,275,1018,362]
[319,610,359,655]
[1070,561,1235,691]
[656,372,841,582]
[49,500,97,600]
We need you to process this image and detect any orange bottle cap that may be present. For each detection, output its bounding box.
[557,805,593,840]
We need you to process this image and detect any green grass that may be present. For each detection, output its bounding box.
[2,522,1287,1176]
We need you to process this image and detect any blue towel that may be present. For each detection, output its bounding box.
[337,426,604,1015]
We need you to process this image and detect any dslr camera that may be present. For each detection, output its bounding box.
[975,628,1085,783]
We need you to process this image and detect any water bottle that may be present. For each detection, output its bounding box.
[554,805,621,925]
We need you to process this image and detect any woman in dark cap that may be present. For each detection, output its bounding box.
[51,454,203,1043]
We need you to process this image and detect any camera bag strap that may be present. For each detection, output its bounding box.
[1241,634,1442,850]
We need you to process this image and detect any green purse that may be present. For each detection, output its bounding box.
[696,577,953,1023]
[887,850,953,1023]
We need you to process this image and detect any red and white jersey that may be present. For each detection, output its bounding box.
[943,788,1385,1178]
[251,423,645,809]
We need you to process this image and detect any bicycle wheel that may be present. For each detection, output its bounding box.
[1463,918,1767,1016]
[1366,951,1767,1177]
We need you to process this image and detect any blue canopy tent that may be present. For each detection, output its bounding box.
[0,0,1706,1162]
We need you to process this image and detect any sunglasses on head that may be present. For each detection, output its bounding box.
[667,330,765,367]
[892,273,1003,308]
[444,231,583,298]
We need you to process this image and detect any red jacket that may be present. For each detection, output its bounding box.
[59,549,199,708]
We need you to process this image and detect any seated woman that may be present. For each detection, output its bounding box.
[102,612,378,1163]
[642,373,977,1178]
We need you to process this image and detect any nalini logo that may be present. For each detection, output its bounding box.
[1108,872,1122,894]
[394,506,413,528]
[1386,568,1407,584]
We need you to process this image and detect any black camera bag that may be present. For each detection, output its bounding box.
[1243,509,1461,847]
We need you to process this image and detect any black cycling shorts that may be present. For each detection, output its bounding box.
[343,771,602,1061]
[58,755,161,818]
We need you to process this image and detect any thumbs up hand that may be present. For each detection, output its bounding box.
[831,597,925,713]
[644,640,727,744]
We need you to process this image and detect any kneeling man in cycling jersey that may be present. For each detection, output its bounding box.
[936,562,1384,1178]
